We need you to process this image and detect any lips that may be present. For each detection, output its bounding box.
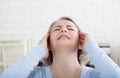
[57,34,70,40]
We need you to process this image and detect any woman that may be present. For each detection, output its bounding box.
[1,17,120,78]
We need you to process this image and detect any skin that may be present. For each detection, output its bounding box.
[39,20,90,78]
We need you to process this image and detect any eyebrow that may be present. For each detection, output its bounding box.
[54,25,74,28]
[54,25,61,28]
[66,25,73,27]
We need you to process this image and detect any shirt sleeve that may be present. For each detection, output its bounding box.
[0,44,46,78]
[85,39,120,78]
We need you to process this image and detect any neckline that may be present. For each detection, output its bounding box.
[47,65,85,78]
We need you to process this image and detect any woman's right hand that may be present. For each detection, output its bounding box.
[39,33,50,58]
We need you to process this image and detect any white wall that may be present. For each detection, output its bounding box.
[0,0,120,64]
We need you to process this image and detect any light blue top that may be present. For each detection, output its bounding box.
[0,40,120,78]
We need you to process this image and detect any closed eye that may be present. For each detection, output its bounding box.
[54,29,60,31]
[67,28,75,31]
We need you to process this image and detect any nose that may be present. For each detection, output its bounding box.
[61,29,67,33]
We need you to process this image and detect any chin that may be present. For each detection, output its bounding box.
[58,43,75,49]
[57,41,70,44]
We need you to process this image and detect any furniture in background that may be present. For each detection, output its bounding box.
[0,38,31,74]
[86,42,111,68]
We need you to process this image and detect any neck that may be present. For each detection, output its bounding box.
[50,49,82,78]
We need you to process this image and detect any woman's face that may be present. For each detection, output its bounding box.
[49,20,80,51]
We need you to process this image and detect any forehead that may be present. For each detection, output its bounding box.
[52,20,77,28]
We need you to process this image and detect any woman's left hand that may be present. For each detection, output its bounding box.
[79,32,90,50]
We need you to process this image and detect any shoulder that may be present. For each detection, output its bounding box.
[81,65,100,78]
[27,66,50,78]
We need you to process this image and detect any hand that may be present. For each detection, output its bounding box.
[79,32,90,53]
[39,33,50,58]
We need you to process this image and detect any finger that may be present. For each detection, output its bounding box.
[46,32,50,37]
[44,33,50,39]
[79,32,87,36]
[80,39,84,45]
[79,32,86,39]
[80,36,85,40]
[79,32,85,36]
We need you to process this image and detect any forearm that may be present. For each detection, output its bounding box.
[0,45,46,78]
[85,39,120,78]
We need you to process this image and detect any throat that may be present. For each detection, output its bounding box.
[50,63,82,78]
[50,50,81,78]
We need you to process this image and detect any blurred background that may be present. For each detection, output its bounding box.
[0,0,120,74]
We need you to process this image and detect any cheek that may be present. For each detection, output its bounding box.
[49,34,53,42]
[72,33,79,42]
[49,33,57,49]
[49,33,56,44]
[71,32,79,38]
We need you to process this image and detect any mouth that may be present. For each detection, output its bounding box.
[57,34,70,40]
